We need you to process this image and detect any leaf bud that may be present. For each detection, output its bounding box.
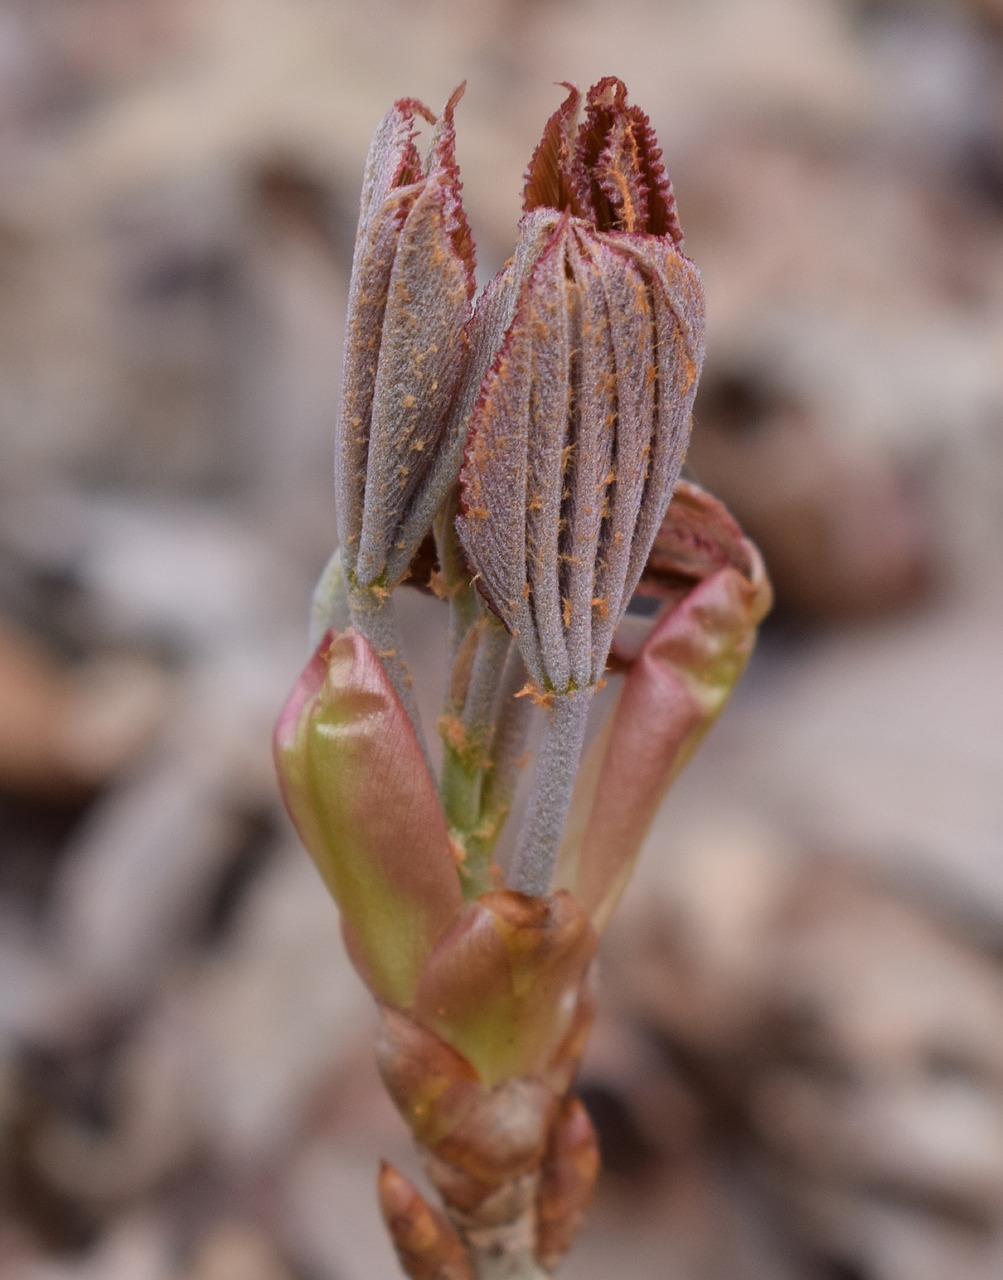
[458,78,705,694]
[337,88,476,592]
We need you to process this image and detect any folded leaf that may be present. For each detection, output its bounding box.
[336,89,476,591]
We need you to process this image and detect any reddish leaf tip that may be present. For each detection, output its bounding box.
[393,96,436,126]
[426,84,477,291]
[523,83,583,215]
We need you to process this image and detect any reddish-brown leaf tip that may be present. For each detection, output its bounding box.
[427,83,477,291]
[523,83,583,215]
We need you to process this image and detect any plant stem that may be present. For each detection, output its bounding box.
[462,1199,548,1280]
[478,647,533,835]
[348,586,429,761]
[435,483,480,669]
[464,613,512,730]
[440,614,513,895]
[473,1250,548,1280]
[308,546,351,647]
[512,687,593,897]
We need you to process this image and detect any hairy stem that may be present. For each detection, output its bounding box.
[478,647,534,835]
[308,546,351,648]
[348,586,429,761]
[465,614,513,730]
[512,688,593,897]
[435,484,480,669]
[440,614,513,896]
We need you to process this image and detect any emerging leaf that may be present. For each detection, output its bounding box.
[458,78,705,694]
[337,89,477,591]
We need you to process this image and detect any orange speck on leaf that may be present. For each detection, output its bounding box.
[515,681,555,708]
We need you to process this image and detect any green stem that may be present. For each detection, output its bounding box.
[439,747,483,841]
[512,688,593,897]
[440,615,513,897]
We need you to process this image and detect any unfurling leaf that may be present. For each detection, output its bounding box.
[458,79,705,694]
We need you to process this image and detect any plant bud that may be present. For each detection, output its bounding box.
[458,78,705,694]
[535,1097,600,1272]
[378,1162,474,1280]
[337,88,476,592]
[273,629,462,1007]
[409,889,597,1088]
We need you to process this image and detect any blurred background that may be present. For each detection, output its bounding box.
[1,1,1002,1277]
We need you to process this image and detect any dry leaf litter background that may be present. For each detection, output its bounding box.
[1,1,1002,1278]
